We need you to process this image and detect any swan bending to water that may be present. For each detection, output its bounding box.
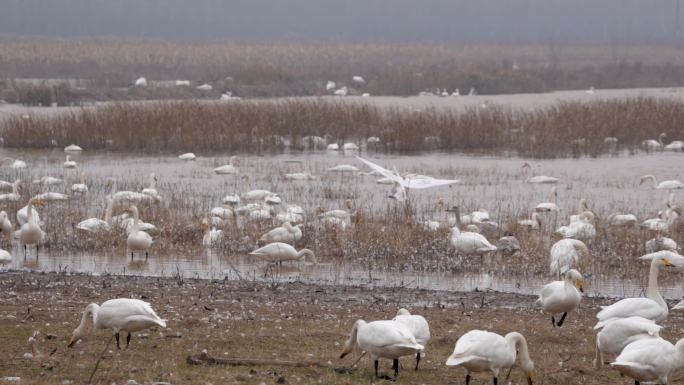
[536,269,583,327]
[450,226,497,256]
[63,155,77,169]
[249,242,315,264]
[68,298,166,350]
[595,253,680,329]
[446,330,535,385]
[340,319,423,379]
[393,308,431,370]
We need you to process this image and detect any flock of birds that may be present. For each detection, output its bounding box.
[1,141,683,384]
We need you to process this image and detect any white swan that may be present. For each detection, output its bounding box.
[549,239,589,277]
[640,174,684,190]
[141,174,161,202]
[535,187,559,212]
[343,142,359,151]
[222,194,241,206]
[32,192,68,202]
[242,189,274,201]
[285,173,317,181]
[2,157,27,169]
[214,156,240,175]
[496,232,521,257]
[645,236,678,253]
[610,336,684,384]
[641,217,670,232]
[107,178,155,206]
[0,211,13,238]
[522,163,558,184]
[178,152,196,161]
[393,308,431,370]
[450,226,497,256]
[536,269,583,327]
[556,213,596,241]
[446,330,535,385]
[125,206,153,259]
[77,197,113,234]
[328,164,358,172]
[64,144,83,153]
[68,298,166,350]
[63,155,77,169]
[665,140,684,151]
[642,133,666,151]
[71,172,88,195]
[0,248,11,263]
[0,180,21,202]
[19,198,45,255]
[518,212,542,229]
[201,219,224,248]
[259,222,302,245]
[36,176,63,186]
[339,319,423,379]
[595,253,676,329]
[17,202,40,227]
[357,157,460,202]
[595,316,662,369]
[249,242,315,264]
[608,213,637,227]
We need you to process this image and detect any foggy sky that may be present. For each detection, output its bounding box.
[1,0,683,44]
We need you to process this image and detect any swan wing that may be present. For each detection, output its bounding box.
[356,156,403,185]
[404,176,461,189]
[595,298,665,329]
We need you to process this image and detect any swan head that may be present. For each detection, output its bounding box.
[29,198,46,207]
[396,308,410,316]
[639,174,656,186]
[229,156,241,166]
[565,269,584,292]
[200,219,210,231]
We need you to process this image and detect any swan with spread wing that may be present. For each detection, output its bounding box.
[356,156,460,201]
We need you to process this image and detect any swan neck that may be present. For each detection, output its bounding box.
[647,258,666,310]
[104,200,113,225]
[75,303,99,335]
[27,202,35,224]
[298,249,315,263]
[506,332,532,370]
[132,207,140,232]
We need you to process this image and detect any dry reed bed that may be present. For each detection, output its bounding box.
[2,97,684,157]
[4,40,684,97]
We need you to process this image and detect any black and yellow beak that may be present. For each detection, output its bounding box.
[663,258,674,267]
[576,280,584,293]
[527,372,534,385]
[67,336,76,348]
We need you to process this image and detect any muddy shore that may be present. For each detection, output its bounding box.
[1,271,684,385]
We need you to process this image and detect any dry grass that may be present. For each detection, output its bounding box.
[3,39,684,99]
[3,272,683,385]
[2,97,684,157]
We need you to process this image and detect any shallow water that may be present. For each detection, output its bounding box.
[0,150,682,299]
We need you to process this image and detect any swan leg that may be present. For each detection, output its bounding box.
[145,251,148,259]
[556,312,568,327]
[393,358,399,378]
[465,374,471,385]
[415,352,420,370]
[374,359,379,377]
[126,333,131,349]
[493,376,498,385]
[130,252,134,260]
[115,332,121,350]
[551,315,556,327]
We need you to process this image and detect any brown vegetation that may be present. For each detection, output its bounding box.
[2,97,684,157]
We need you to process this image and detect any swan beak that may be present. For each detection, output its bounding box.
[527,372,534,385]
[67,336,76,348]
[339,352,348,359]
[663,258,674,267]
[576,280,584,293]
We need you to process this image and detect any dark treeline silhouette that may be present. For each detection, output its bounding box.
[1,0,683,44]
